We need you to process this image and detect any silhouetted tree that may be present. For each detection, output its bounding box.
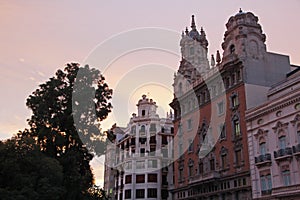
[0,133,65,200]
[25,63,113,200]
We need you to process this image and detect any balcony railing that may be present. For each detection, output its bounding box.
[255,153,272,166]
[274,147,293,160]
[188,171,220,184]
[150,139,157,145]
[261,189,272,196]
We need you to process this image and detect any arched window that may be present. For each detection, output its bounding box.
[140,125,146,135]
[279,135,286,149]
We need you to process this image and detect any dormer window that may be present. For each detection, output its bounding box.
[142,110,145,116]
[230,44,235,54]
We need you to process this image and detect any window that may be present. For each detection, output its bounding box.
[199,162,203,174]
[125,175,132,184]
[125,162,132,170]
[179,143,183,156]
[150,135,156,144]
[187,119,192,130]
[188,139,193,152]
[140,125,145,134]
[136,189,145,198]
[260,174,272,192]
[125,190,131,199]
[131,125,136,134]
[136,174,145,183]
[210,159,215,171]
[150,123,156,132]
[230,44,235,54]
[142,110,145,116]
[162,149,168,158]
[140,148,145,157]
[220,124,226,139]
[218,101,224,115]
[237,70,241,81]
[188,165,194,177]
[235,149,242,166]
[233,119,241,136]
[162,135,168,145]
[148,159,157,168]
[148,188,157,198]
[221,154,228,169]
[279,136,286,149]
[136,161,145,169]
[282,170,291,186]
[179,168,183,180]
[259,142,266,155]
[231,95,239,107]
[171,127,174,134]
[148,174,158,182]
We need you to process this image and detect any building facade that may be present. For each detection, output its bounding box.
[246,68,300,199]
[105,95,174,200]
[170,10,292,200]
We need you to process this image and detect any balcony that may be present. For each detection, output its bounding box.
[188,171,220,184]
[274,147,293,161]
[261,189,272,196]
[255,153,272,167]
[293,143,300,156]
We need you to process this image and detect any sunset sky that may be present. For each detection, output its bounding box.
[1,0,300,186]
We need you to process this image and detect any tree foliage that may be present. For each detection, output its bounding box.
[23,63,113,200]
[0,133,65,200]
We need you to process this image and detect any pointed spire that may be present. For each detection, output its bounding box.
[185,27,189,35]
[211,54,215,67]
[191,15,196,30]
[216,50,221,64]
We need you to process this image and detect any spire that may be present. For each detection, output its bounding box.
[216,50,221,64]
[191,15,196,30]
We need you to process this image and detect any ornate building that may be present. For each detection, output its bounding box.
[246,68,300,199]
[170,10,292,200]
[105,95,174,200]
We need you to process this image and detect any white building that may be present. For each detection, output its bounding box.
[107,95,174,200]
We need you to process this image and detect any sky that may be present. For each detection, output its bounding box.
[1,0,300,187]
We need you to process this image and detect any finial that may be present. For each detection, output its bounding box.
[239,8,243,13]
[191,15,196,30]
[216,50,221,64]
[211,54,215,67]
[185,27,189,35]
[181,31,184,38]
[200,27,205,35]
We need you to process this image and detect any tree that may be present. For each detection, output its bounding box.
[25,63,113,200]
[0,133,65,200]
